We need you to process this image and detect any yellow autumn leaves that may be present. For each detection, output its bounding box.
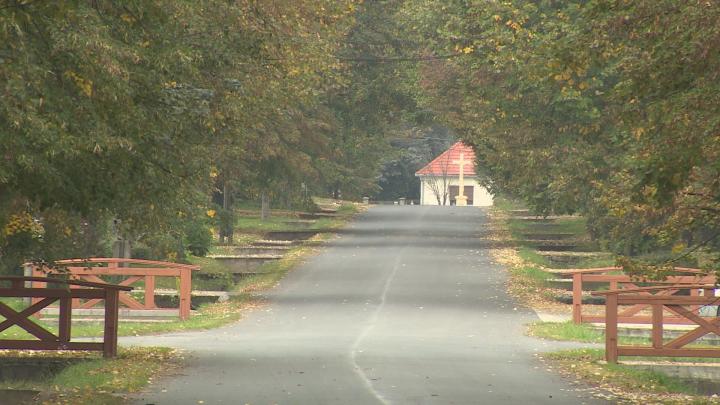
[2,212,44,238]
[64,70,93,97]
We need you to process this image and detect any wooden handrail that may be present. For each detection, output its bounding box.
[29,258,198,320]
[559,266,710,275]
[0,276,133,291]
[571,266,716,325]
[52,258,200,270]
[552,267,622,275]
[0,276,126,357]
[602,284,720,363]
[673,267,710,274]
[592,284,717,296]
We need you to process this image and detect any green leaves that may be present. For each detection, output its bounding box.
[0,0,360,269]
[402,0,720,267]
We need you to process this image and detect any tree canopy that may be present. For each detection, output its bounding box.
[401,0,720,270]
[3,1,719,273]
[0,0,375,269]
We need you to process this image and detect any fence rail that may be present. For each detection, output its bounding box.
[30,258,200,320]
[593,285,720,363]
[559,267,716,325]
[0,276,131,357]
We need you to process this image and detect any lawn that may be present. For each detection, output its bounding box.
[234,202,357,234]
[543,348,720,403]
[0,346,180,404]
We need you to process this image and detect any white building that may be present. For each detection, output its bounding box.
[415,142,493,206]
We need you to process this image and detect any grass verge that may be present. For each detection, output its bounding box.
[517,246,553,268]
[541,349,720,403]
[506,214,587,240]
[236,214,312,233]
[528,321,653,345]
[0,346,180,404]
[234,202,358,234]
[529,321,720,357]
[529,320,605,343]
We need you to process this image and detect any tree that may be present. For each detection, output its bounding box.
[0,0,357,269]
[423,148,452,206]
[400,0,720,271]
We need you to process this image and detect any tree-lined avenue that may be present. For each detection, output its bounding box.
[129,206,605,404]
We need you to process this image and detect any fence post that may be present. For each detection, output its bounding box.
[572,273,583,324]
[179,268,192,320]
[30,265,43,310]
[103,289,120,358]
[58,296,72,344]
[22,264,33,307]
[652,304,663,349]
[144,275,156,309]
[690,287,700,315]
[605,294,618,363]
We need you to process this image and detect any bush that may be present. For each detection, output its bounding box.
[185,219,213,257]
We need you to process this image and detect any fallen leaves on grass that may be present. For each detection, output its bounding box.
[4,347,182,405]
[488,209,571,314]
[539,350,720,404]
[202,298,265,317]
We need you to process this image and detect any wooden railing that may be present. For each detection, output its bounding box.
[0,276,131,357]
[559,267,716,324]
[30,258,200,320]
[593,285,720,363]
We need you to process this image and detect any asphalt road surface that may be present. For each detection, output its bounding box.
[130,206,606,404]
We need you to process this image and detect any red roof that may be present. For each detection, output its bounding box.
[415,142,476,176]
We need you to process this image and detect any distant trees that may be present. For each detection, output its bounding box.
[377,127,455,202]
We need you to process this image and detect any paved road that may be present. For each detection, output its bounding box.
[130,206,606,404]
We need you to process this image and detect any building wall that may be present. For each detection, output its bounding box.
[418,176,493,206]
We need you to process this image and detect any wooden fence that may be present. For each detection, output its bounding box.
[0,276,131,357]
[560,267,716,324]
[593,285,720,363]
[30,258,200,320]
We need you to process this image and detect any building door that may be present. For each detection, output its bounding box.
[464,186,474,205]
[449,185,458,205]
[449,186,474,205]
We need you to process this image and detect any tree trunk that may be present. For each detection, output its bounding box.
[261,192,270,220]
[222,181,233,244]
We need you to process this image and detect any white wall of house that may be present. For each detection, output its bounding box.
[418,176,494,207]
